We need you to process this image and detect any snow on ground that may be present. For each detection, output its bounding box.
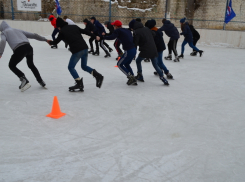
[0,37,245,182]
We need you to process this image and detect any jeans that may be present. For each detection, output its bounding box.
[52,28,59,41]
[157,52,169,74]
[136,56,163,77]
[181,40,199,54]
[68,49,93,79]
[117,48,136,76]
[9,44,43,81]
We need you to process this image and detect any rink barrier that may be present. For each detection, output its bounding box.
[1,20,245,49]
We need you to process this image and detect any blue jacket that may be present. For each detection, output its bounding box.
[93,20,106,36]
[158,20,179,40]
[180,22,193,42]
[104,28,135,51]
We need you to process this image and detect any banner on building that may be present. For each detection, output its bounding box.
[17,0,42,11]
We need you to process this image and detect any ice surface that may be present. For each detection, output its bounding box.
[0,37,245,182]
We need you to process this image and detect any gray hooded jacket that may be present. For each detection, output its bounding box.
[0,21,47,56]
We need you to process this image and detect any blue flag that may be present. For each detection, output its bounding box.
[225,0,236,24]
[55,0,62,15]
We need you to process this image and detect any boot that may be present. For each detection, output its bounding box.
[127,74,137,85]
[164,54,172,60]
[166,72,173,79]
[190,51,197,56]
[92,69,104,88]
[178,54,184,59]
[198,50,204,57]
[88,49,94,54]
[19,76,31,92]
[135,72,144,82]
[69,78,84,92]
[160,77,169,86]
[104,51,111,58]
[38,80,46,87]
[92,50,99,56]
[174,56,180,62]
[51,45,58,49]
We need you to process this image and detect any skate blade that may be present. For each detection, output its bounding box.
[69,89,84,92]
[21,83,31,92]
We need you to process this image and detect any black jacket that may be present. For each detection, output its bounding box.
[133,21,158,58]
[105,22,114,35]
[189,25,200,40]
[158,20,180,40]
[50,24,95,54]
[84,19,95,32]
[151,28,166,52]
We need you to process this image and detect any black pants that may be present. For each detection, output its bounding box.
[193,37,200,51]
[168,39,178,56]
[89,37,99,51]
[9,44,42,81]
[99,39,109,54]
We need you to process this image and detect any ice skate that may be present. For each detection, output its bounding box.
[51,45,58,49]
[190,51,197,56]
[135,73,144,82]
[88,49,94,54]
[69,78,84,92]
[154,71,158,75]
[198,50,204,57]
[164,55,172,60]
[92,69,104,88]
[104,52,111,58]
[108,47,113,52]
[166,72,173,79]
[127,75,137,86]
[174,56,180,62]
[19,76,31,92]
[160,77,169,86]
[38,80,46,88]
[178,54,184,59]
[92,51,99,56]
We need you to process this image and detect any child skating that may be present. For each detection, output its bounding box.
[47,18,104,92]
[0,21,48,92]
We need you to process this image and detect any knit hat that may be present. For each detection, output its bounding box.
[129,19,136,29]
[90,17,96,21]
[180,17,186,23]
[56,17,68,28]
[145,19,156,29]
[136,18,141,22]
[83,18,89,23]
[111,20,122,27]
[104,21,110,25]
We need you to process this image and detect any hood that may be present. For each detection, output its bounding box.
[56,17,68,28]
[83,18,90,23]
[164,20,171,25]
[145,19,156,29]
[48,15,55,21]
[133,21,144,30]
[90,17,96,21]
[129,19,136,29]
[0,21,10,32]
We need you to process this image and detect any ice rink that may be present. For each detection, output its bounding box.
[0,38,245,182]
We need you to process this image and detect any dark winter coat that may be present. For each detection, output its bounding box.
[158,20,179,40]
[84,19,95,32]
[151,27,166,52]
[105,22,114,35]
[180,22,193,42]
[93,20,106,36]
[104,28,135,51]
[189,25,200,40]
[50,18,95,54]
[133,21,158,58]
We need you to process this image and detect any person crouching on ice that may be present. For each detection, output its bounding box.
[0,21,48,92]
[98,20,137,85]
[47,17,104,92]
[178,17,203,59]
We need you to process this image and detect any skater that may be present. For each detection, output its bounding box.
[48,14,59,49]
[83,18,98,54]
[158,19,180,62]
[103,21,123,60]
[90,17,112,57]
[189,24,200,56]
[145,19,173,79]
[179,18,203,58]
[47,17,104,91]
[99,20,137,85]
[0,21,47,92]
[63,16,75,25]
[129,19,169,86]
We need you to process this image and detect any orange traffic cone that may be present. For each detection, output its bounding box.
[115,57,120,67]
[46,96,66,119]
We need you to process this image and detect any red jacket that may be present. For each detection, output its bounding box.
[48,15,57,28]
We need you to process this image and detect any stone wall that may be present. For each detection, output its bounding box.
[1,0,245,30]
